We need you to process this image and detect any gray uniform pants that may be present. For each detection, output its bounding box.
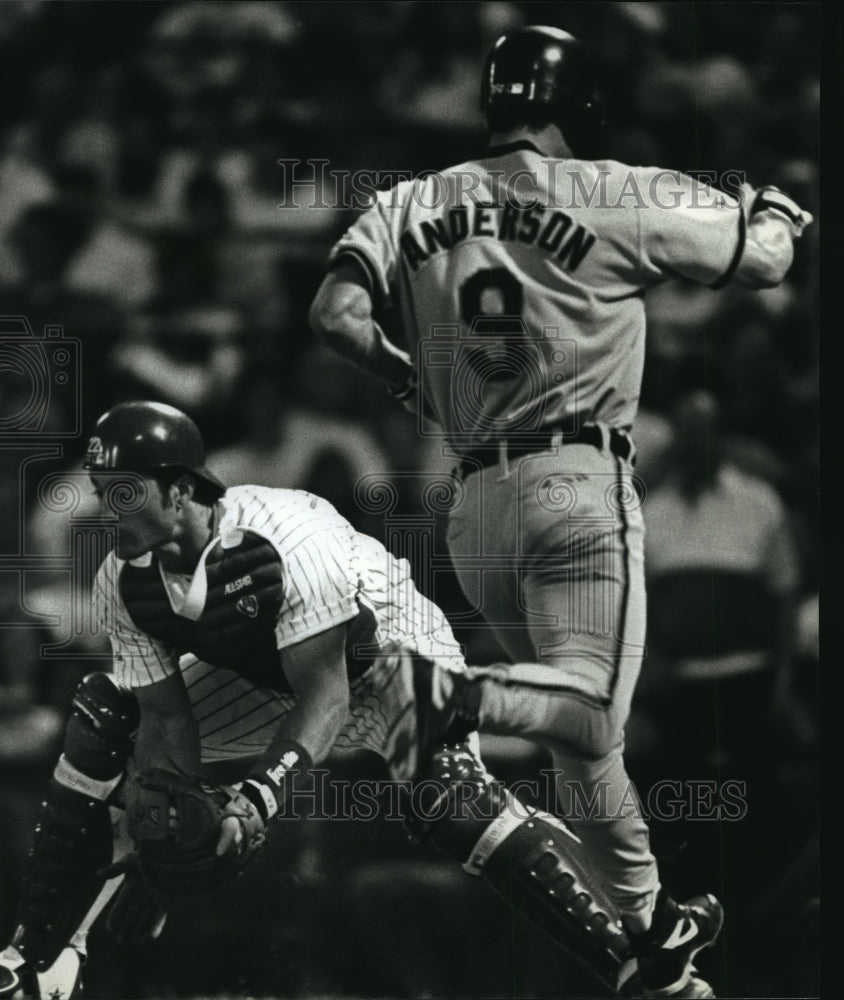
[445,435,659,926]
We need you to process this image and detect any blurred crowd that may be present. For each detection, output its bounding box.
[0,2,818,997]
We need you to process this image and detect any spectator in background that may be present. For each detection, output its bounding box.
[177,166,292,333]
[640,388,801,774]
[0,128,55,286]
[106,170,254,444]
[141,0,340,245]
[109,295,248,448]
[633,388,815,965]
[0,198,123,429]
[4,203,89,308]
[57,164,157,309]
[208,349,391,534]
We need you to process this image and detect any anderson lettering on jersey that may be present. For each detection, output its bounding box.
[329,145,743,449]
[399,202,596,273]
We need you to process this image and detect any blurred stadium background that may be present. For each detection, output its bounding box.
[0,2,818,998]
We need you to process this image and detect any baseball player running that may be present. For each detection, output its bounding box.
[1,401,642,1000]
[309,26,812,1000]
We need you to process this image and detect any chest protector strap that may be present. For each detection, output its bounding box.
[120,530,286,689]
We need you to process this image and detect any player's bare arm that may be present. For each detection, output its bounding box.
[272,621,352,766]
[133,671,201,775]
[309,261,413,390]
[225,622,352,837]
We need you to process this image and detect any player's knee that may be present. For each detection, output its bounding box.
[579,728,624,761]
[64,672,139,780]
[560,707,627,761]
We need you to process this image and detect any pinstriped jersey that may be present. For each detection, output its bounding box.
[329,145,744,451]
[93,484,464,764]
[93,483,463,692]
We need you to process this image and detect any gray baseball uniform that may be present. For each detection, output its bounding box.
[328,143,744,922]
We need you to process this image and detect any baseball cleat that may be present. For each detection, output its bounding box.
[629,891,723,998]
[34,946,84,1000]
[0,967,22,999]
[0,946,25,998]
[0,946,83,1000]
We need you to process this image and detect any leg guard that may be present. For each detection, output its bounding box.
[64,671,139,781]
[106,872,171,946]
[12,673,139,971]
[413,744,635,995]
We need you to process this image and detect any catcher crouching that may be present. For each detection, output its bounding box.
[1,401,642,999]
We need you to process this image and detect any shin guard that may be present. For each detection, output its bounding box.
[12,674,138,970]
[418,744,635,994]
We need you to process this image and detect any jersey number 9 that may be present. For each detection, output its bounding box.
[460,267,529,379]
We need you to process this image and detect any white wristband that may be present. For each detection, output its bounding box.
[244,778,279,819]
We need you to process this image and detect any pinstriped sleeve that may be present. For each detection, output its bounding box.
[233,486,361,650]
[93,556,178,690]
[274,524,360,648]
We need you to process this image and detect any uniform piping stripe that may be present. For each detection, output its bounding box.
[710,209,747,289]
[331,248,382,307]
[611,455,631,700]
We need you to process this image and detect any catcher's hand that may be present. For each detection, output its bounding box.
[123,768,267,894]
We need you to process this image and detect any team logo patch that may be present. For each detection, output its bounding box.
[236,594,259,618]
[85,435,105,467]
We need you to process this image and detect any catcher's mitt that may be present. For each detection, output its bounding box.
[124,768,267,894]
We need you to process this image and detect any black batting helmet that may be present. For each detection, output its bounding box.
[83,400,225,492]
[482,26,604,155]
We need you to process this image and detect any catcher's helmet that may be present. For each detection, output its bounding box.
[83,400,225,491]
[482,26,604,154]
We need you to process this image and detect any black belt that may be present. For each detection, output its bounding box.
[456,425,634,478]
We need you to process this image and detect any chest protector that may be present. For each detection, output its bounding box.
[119,529,377,693]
